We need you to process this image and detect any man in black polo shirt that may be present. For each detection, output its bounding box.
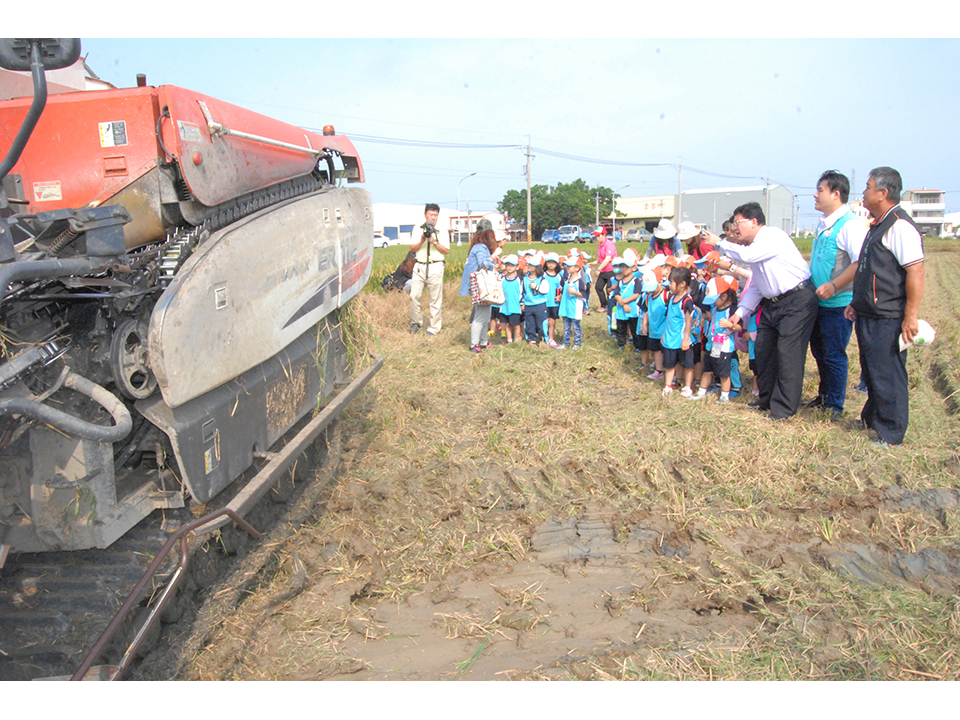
[844,167,925,446]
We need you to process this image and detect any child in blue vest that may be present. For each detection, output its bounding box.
[557,257,586,350]
[612,260,643,350]
[642,266,669,379]
[661,266,697,397]
[606,260,624,336]
[691,275,741,402]
[543,253,563,347]
[498,254,523,344]
[634,268,658,368]
[522,252,550,345]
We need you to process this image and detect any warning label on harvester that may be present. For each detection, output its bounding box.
[99,121,128,148]
[33,181,62,202]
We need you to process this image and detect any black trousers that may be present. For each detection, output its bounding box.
[754,282,818,419]
[856,315,909,445]
[616,317,639,349]
[595,271,615,309]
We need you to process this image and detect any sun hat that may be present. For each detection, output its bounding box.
[648,253,667,268]
[502,254,519,265]
[544,251,560,265]
[622,248,639,267]
[476,218,493,232]
[529,250,544,266]
[611,256,626,267]
[676,221,700,241]
[563,256,580,267]
[654,218,677,240]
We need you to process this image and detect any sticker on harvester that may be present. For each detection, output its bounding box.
[99,121,128,147]
[33,181,62,202]
[177,121,203,144]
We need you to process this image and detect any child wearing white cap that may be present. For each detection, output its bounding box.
[522,252,550,346]
[557,257,587,349]
[642,266,669,379]
[543,252,563,347]
[498,255,524,344]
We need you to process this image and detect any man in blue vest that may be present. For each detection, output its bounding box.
[844,167,925,446]
[805,171,868,421]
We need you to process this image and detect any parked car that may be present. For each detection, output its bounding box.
[374,232,400,248]
[579,227,595,243]
[541,229,560,244]
[558,225,580,244]
[625,229,653,243]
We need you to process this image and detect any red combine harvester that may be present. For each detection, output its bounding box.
[0,39,376,555]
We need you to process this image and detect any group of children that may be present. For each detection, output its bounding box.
[489,248,594,350]
[481,241,761,403]
[602,247,760,401]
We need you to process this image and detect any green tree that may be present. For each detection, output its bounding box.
[498,179,621,240]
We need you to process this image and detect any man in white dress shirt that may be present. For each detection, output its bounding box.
[704,202,818,420]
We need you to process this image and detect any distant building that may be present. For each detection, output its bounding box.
[849,200,872,225]
[900,189,945,237]
[614,185,795,235]
[943,212,960,238]
[852,191,948,237]
[372,204,507,246]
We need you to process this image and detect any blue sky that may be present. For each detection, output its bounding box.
[19,12,960,231]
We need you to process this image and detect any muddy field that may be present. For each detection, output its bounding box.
[163,246,960,681]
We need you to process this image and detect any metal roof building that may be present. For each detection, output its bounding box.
[614,184,796,236]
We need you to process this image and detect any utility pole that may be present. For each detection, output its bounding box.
[526,140,533,243]
[677,161,683,224]
[764,176,770,224]
[595,188,601,226]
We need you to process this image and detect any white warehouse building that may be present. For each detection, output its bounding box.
[372,204,508,247]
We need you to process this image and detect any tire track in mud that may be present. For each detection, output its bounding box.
[924,251,960,415]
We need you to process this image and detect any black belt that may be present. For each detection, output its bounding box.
[767,278,812,303]
[417,260,445,265]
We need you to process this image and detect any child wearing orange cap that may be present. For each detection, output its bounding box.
[691,275,741,402]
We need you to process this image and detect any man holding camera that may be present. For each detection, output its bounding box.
[409,203,449,335]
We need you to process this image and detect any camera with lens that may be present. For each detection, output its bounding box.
[421,222,436,238]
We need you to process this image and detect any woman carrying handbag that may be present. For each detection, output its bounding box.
[459,223,501,353]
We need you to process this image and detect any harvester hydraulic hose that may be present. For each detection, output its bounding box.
[0,371,132,442]
[0,256,115,304]
[0,42,47,181]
